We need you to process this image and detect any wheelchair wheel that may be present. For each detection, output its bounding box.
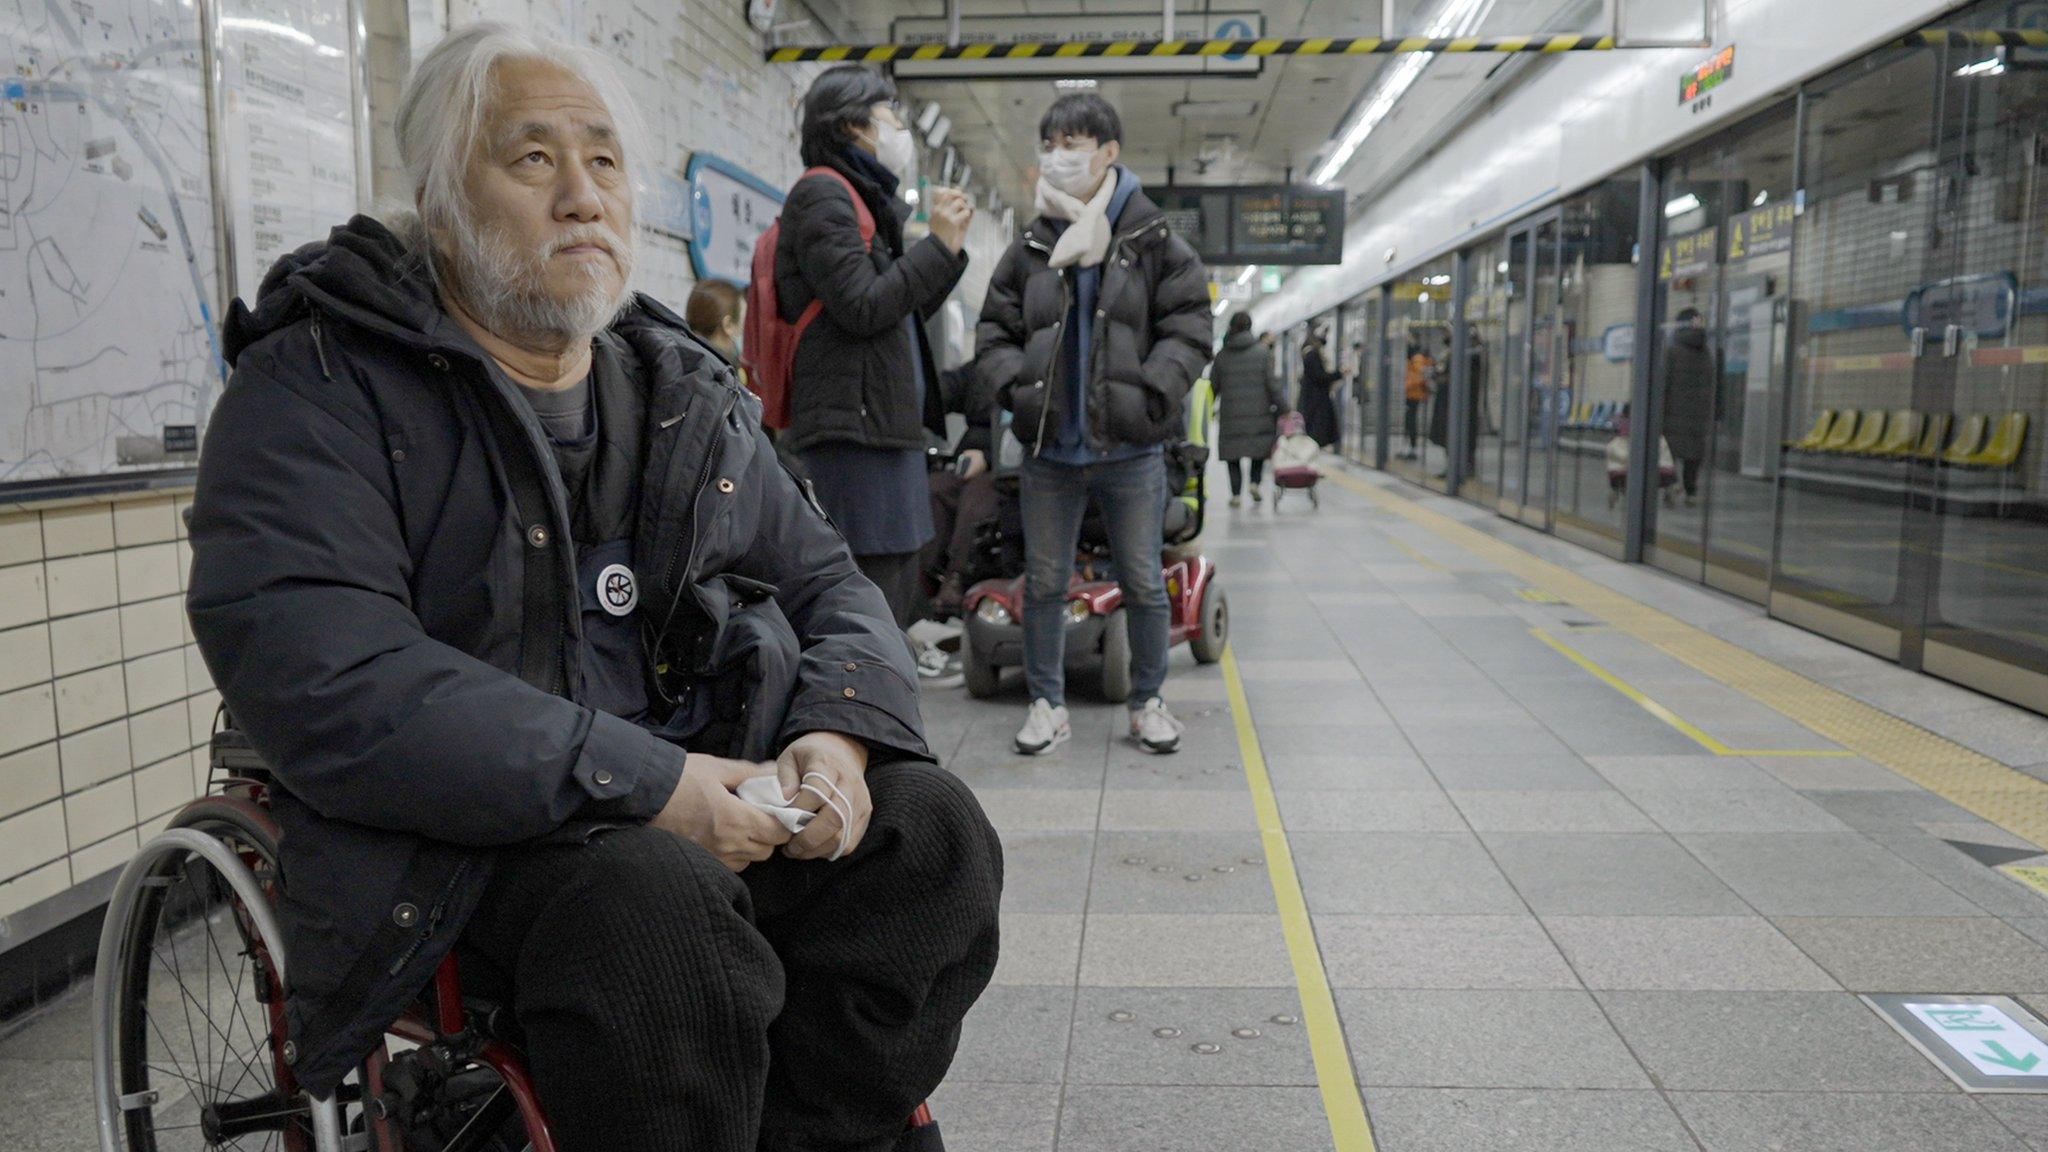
[1190,582,1228,665]
[962,628,1000,699]
[1099,609,1133,703]
[93,796,349,1151]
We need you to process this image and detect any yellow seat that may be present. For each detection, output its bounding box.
[1789,410,1836,451]
[1867,409,1918,456]
[1843,410,1889,455]
[1915,413,1951,459]
[1816,410,1864,453]
[1959,412,2028,469]
[1941,414,1989,465]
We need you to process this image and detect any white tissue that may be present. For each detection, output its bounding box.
[735,774,815,834]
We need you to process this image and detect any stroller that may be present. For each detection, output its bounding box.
[959,379,1228,702]
[1270,411,1323,508]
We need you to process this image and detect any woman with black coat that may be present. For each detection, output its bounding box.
[1212,312,1285,505]
[775,64,973,626]
[1298,329,1343,448]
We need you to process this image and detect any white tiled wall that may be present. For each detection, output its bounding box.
[0,492,217,922]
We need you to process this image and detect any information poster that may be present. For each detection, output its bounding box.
[219,0,361,306]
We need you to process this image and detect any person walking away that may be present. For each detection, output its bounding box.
[975,92,1212,756]
[1402,341,1433,459]
[1212,311,1284,506]
[1298,327,1342,449]
[775,64,973,631]
[1660,306,1714,506]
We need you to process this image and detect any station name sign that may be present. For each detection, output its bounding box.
[1681,45,1735,104]
[1156,184,1346,266]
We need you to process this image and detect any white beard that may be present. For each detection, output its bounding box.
[447,216,636,346]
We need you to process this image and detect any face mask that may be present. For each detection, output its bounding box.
[867,121,917,182]
[1039,146,1099,198]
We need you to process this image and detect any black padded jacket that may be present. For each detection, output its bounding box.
[187,215,931,1096]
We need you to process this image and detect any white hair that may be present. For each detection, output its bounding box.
[392,21,646,343]
[394,21,648,239]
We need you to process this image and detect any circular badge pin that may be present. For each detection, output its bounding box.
[597,563,638,616]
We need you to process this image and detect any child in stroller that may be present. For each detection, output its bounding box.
[1269,410,1323,508]
[958,380,1228,702]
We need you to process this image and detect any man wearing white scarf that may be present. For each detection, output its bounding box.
[973,94,1215,760]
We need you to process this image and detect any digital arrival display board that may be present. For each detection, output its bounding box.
[1681,44,1736,104]
[1156,185,1346,266]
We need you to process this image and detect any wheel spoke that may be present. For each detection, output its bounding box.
[196,893,269,1095]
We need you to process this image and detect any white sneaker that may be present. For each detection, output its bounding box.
[916,643,963,688]
[1130,697,1184,754]
[1250,486,1264,504]
[1015,698,1071,756]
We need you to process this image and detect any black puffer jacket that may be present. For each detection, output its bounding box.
[187,215,931,1096]
[773,158,967,455]
[975,186,1213,454]
[1212,329,1285,461]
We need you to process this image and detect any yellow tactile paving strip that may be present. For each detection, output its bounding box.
[1324,466,2048,853]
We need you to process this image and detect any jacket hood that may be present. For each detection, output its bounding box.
[1222,330,1258,351]
[222,214,448,367]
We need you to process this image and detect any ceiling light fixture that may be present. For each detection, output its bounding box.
[1664,192,1702,219]
[1235,265,1259,287]
[1056,78,1100,89]
[1311,0,1497,186]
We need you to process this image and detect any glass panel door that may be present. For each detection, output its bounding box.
[1496,229,1532,514]
[1772,42,1944,658]
[1517,216,1565,529]
[1919,11,2048,710]
[1464,239,1511,506]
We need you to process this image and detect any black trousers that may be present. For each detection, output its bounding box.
[855,551,923,630]
[1678,456,1704,496]
[1403,399,1423,449]
[458,762,1004,1152]
[1224,458,1265,495]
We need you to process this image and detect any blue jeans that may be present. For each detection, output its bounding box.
[1020,452,1169,709]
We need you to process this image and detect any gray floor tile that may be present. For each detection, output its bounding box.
[1097,754,1249,790]
[1401,723,1575,758]
[1807,790,1984,833]
[1683,833,1987,917]
[1483,832,1750,915]
[926,1081,1060,1152]
[1086,832,1275,913]
[0,1059,98,1152]
[947,753,1108,791]
[1078,914,1294,987]
[0,986,90,1061]
[1097,789,1257,832]
[1772,917,2048,992]
[1597,990,1957,1092]
[1981,1095,2048,1151]
[1292,832,1528,915]
[1588,754,1778,791]
[1750,755,1923,792]
[1335,989,1649,1089]
[999,831,1096,914]
[1544,916,1840,991]
[1315,915,1581,989]
[1262,753,1439,792]
[1275,789,1467,832]
[1054,1085,1330,1152]
[1255,725,1416,762]
[993,913,1083,986]
[1872,832,2048,920]
[974,789,1102,832]
[1448,790,1657,833]
[1425,755,1615,791]
[1239,696,1397,728]
[1363,1088,1696,1152]
[1065,987,1316,1086]
[1234,658,1363,682]
[949,985,1074,1084]
[1673,1091,2031,1152]
[1623,785,1854,833]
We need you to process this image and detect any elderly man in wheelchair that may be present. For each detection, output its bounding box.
[90,21,1002,1152]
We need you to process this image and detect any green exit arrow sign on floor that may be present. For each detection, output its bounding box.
[1866,994,2048,1093]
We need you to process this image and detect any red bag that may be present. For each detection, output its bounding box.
[742,167,874,430]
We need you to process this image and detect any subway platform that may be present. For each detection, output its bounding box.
[9,458,2048,1151]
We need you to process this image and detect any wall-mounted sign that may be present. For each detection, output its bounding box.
[1600,324,1636,363]
[1155,185,1346,266]
[682,153,786,286]
[1726,200,1794,261]
[1904,272,2016,340]
[1681,44,1735,104]
[1658,224,1718,281]
[891,11,1264,79]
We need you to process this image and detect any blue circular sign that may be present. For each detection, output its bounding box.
[1216,18,1252,61]
[691,182,715,247]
